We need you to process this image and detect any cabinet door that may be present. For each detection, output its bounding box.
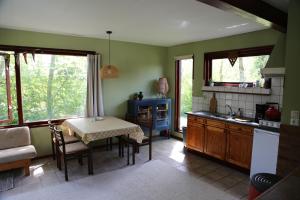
[205,126,226,160]
[186,124,205,152]
[226,130,253,169]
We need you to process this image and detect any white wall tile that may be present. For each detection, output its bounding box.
[245,110,254,118]
[272,77,281,87]
[194,77,284,117]
[219,99,225,107]
[239,94,246,101]
[246,102,254,110]
[272,86,281,95]
[261,96,270,103]
[232,94,238,101]
[220,93,226,99]
[226,93,232,100]
[253,95,262,104]
[270,95,280,103]
[246,95,254,103]
[238,100,245,107]
[225,99,232,106]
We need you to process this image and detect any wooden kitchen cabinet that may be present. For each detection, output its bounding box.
[186,116,205,152]
[186,114,254,169]
[204,125,227,160]
[186,124,205,152]
[226,126,253,169]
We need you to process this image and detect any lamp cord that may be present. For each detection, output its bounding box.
[108,33,110,66]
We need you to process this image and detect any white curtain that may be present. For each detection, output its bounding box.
[85,54,104,117]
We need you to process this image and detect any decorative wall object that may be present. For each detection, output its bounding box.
[157,77,169,98]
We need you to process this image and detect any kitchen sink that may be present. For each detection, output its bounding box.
[191,111,254,123]
[213,114,230,119]
[232,117,253,122]
[211,113,253,122]
[209,113,231,119]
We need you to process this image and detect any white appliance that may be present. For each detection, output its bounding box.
[250,128,280,178]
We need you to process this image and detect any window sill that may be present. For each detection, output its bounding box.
[0,119,66,129]
[202,86,271,95]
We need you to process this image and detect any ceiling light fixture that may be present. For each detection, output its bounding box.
[100,31,119,79]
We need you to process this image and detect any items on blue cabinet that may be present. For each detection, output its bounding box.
[127,98,171,138]
[133,93,138,100]
[138,91,144,100]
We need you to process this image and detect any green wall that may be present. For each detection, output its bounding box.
[0,28,167,156]
[282,0,300,123]
[1,22,294,156]
[166,29,282,131]
[265,33,286,68]
[166,29,282,98]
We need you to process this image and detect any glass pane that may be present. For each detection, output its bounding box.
[212,55,269,83]
[0,55,9,121]
[179,59,193,130]
[20,54,87,122]
[0,51,18,126]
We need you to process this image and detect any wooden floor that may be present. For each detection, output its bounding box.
[1,138,250,199]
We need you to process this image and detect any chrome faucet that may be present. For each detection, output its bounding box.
[225,104,235,117]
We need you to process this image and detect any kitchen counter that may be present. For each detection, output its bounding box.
[256,167,300,200]
[186,111,259,127]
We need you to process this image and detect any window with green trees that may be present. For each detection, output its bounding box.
[0,47,89,126]
[204,46,273,86]
[20,54,87,122]
[212,55,269,83]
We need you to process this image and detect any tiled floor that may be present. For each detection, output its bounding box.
[2,138,250,199]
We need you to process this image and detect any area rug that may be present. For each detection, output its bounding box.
[0,170,14,192]
[0,160,238,200]
[0,169,22,192]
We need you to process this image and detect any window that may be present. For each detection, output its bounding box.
[20,54,87,122]
[204,46,273,86]
[0,53,12,124]
[175,57,193,132]
[0,46,94,127]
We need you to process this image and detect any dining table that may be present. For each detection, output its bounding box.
[62,116,144,145]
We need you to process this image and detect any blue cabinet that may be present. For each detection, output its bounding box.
[127,98,171,138]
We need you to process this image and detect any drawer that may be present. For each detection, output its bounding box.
[188,115,205,125]
[228,123,253,134]
[206,119,226,129]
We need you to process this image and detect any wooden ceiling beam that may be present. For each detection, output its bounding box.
[196,0,287,32]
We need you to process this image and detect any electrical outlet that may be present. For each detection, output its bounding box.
[290,110,299,126]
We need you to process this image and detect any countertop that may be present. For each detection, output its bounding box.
[186,111,259,127]
[256,167,300,200]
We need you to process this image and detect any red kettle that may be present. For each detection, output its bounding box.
[265,105,281,121]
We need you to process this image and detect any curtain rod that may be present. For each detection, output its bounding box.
[174,54,194,60]
[0,45,97,56]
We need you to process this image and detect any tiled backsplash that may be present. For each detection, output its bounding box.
[192,77,284,118]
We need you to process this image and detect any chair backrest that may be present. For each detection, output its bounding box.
[48,120,55,136]
[126,115,153,141]
[136,117,153,141]
[53,127,66,153]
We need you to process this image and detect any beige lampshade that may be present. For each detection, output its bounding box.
[100,64,119,79]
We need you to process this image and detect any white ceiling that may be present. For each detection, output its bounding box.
[0,0,271,47]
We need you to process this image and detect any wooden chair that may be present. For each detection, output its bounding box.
[48,121,80,160]
[120,116,153,165]
[53,127,93,181]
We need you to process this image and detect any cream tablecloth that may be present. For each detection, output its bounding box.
[62,117,144,144]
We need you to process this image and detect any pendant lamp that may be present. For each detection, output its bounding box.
[101,31,119,79]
